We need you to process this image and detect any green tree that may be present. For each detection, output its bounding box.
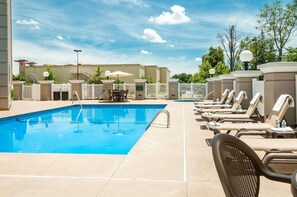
[45,67,55,81]
[202,47,224,67]
[87,66,104,84]
[257,0,297,61]
[172,73,193,83]
[214,61,230,76]
[283,47,297,61]
[239,32,277,69]
[190,61,212,83]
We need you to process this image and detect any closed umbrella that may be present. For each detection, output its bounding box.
[106,71,133,89]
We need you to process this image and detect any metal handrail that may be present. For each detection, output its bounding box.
[72,91,82,108]
[149,109,170,128]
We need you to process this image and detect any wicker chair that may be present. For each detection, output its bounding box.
[212,133,291,197]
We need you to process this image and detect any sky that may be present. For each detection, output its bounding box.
[12,0,295,75]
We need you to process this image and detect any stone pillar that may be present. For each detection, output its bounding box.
[231,70,262,109]
[168,79,179,100]
[134,79,146,100]
[14,59,28,75]
[39,80,54,101]
[212,78,221,101]
[206,78,214,100]
[259,62,297,126]
[12,81,25,100]
[69,80,84,101]
[219,74,235,94]
[0,0,12,110]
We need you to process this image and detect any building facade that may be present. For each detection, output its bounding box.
[17,61,171,84]
[0,0,12,110]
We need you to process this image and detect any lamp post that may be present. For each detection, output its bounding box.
[74,49,82,80]
[240,50,253,70]
[252,37,258,69]
[43,71,49,80]
[209,68,215,77]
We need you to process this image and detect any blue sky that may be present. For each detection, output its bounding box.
[12,0,295,75]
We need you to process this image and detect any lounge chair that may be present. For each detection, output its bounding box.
[212,133,291,197]
[201,93,263,122]
[207,94,295,135]
[196,91,247,114]
[195,90,235,108]
[194,89,230,105]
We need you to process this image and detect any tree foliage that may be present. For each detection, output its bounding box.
[190,61,212,83]
[214,61,230,76]
[217,25,242,71]
[283,47,297,61]
[13,74,27,81]
[172,73,193,83]
[257,0,297,61]
[239,32,277,69]
[87,66,104,84]
[45,67,55,81]
[202,47,224,67]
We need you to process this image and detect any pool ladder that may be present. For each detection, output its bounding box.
[149,109,170,128]
[72,91,82,108]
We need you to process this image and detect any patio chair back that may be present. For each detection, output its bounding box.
[265,95,294,126]
[225,90,235,104]
[245,93,263,116]
[230,91,247,110]
[220,89,230,103]
[212,133,291,197]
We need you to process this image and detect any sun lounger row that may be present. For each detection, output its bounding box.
[196,93,297,196]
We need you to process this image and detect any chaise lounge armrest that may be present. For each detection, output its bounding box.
[219,118,255,123]
[262,152,297,176]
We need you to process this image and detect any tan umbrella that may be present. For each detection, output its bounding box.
[106,71,133,89]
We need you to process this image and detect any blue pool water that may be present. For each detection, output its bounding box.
[0,104,166,154]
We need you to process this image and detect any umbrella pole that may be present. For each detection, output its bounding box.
[117,75,120,89]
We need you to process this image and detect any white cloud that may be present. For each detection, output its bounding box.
[195,57,202,62]
[140,50,152,55]
[16,19,40,29]
[141,28,166,43]
[167,44,175,48]
[149,5,190,25]
[56,35,64,41]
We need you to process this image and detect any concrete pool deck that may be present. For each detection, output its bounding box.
[0,100,292,196]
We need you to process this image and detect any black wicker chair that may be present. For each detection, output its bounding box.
[212,133,291,197]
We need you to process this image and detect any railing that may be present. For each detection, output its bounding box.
[146,83,168,99]
[149,109,170,128]
[179,83,207,99]
[72,91,82,108]
[82,84,104,100]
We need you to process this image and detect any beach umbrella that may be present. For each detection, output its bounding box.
[106,71,133,89]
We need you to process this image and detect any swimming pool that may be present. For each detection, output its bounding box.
[0,104,166,154]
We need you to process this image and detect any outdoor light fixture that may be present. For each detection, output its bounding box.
[74,49,82,80]
[43,71,49,80]
[240,50,253,70]
[209,68,215,77]
[105,70,111,79]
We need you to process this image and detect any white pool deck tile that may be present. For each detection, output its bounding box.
[0,100,292,196]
